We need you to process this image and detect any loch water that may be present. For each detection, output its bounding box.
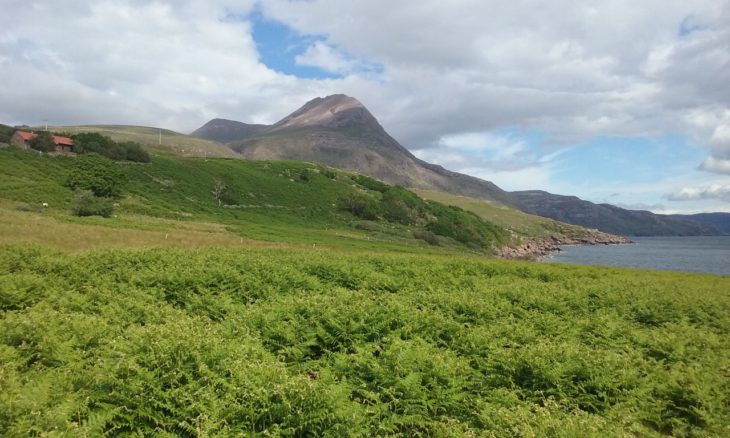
[545,236,730,275]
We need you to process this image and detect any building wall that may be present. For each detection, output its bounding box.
[9,132,30,150]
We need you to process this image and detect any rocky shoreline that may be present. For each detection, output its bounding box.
[497,231,632,260]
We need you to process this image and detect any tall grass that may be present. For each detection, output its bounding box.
[1,245,728,436]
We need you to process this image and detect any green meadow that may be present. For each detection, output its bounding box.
[1,147,729,436]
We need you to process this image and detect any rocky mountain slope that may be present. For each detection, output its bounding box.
[192,118,269,144]
[511,190,723,236]
[194,95,515,206]
[193,95,726,236]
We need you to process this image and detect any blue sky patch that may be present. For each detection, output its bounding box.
[249,11,341,79]
[249,10,383,79]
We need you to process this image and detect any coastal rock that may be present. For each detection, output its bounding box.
[497,230,631,259]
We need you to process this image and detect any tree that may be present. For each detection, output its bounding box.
[65,153,125,198]
[123,142,151,162]
[211,179,227,206]
[0,124,15,144]
[29,131,56,152]
[72,133,114,155]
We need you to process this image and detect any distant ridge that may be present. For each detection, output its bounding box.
[670,212,730,235]
[195,94,515,206]
[511,190,724,236]
[192,118,269,144]
[193,95,727,236]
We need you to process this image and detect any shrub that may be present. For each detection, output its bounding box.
[413,230,440,245]
[72,133,150,162]
[122,142,151,162]
[29,131,56,152]
[381,187,428,225]
[72,133,114,155]
[352,174,389,193]
[426,203,507,248]
[338,193,380,220]
[299,168,313,181]
[65,153,125,198]
[71,190,114,217]
[0,124,15,143]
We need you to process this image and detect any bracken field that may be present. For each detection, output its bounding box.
[1,147,730,436]
[1,245,729,436]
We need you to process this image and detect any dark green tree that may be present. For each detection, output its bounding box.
[65,153,125,198]
[122,142,151,162]
[0,124,15,143]
[72,133,115,155]
[29,131,56,152]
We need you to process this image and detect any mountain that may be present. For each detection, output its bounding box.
[670,212,730,235]
[192,118,269,144]
[511,190,723,236]
[194,94,515,206]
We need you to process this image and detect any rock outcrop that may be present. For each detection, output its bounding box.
[497,231,631,259]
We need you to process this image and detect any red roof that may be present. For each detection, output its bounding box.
[53,135,73,146]
[15,130,73,146]
[17,131,37,141]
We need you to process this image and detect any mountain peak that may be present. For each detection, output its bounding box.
[271,94,379,131]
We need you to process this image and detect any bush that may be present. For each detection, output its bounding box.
[122,142,151,162]
[381,187,428,225]
[28,131,56,152]
[65,153,125,198]
[413,230,440,245]
[299,168,313,182]
[352,174,389,193]
[71,191,114,217]
[338,193,380,220]
[426,203,507,248]
[72,133,150,162]
[0,124,15,143]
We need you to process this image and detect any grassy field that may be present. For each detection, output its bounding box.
[47,125,238,158]
[1,245,728,436]
[2,146,729,436]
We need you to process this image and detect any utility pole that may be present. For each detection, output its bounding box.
[159,128,162,145]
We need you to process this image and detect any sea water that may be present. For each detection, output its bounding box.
[545,236,730,275]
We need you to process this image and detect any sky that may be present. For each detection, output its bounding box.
[1,0,729,213]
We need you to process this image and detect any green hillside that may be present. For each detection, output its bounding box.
[412,189,595,238]
[47,125,238,158]
[0,147,508,254]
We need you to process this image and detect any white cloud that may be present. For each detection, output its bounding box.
[1,0,730,212]
[668,183,730,202]
[295,42,357,74]
[0,0,330,131]
[439,132,526,157]
[414,145,560,191]
[699,119,730,174]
